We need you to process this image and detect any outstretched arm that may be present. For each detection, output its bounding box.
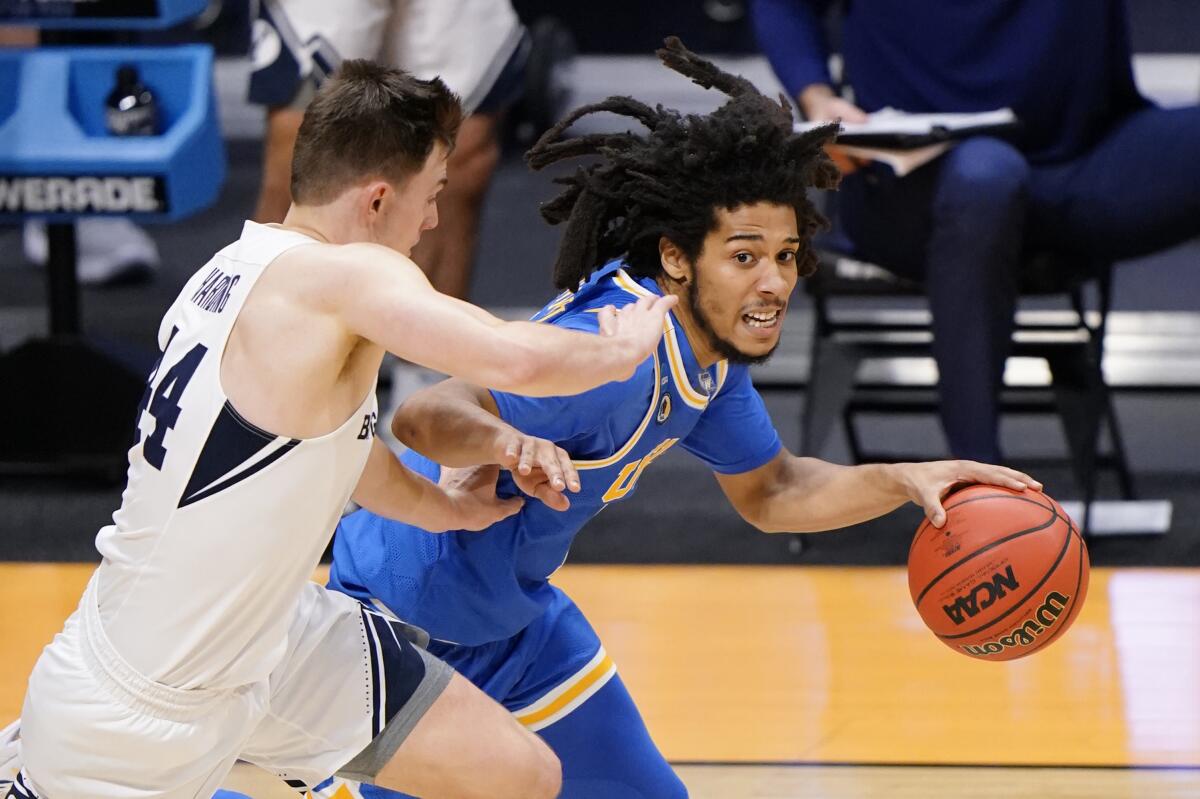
[352,438,524,531]
[716,450,1042,532]
[325,243,674,397]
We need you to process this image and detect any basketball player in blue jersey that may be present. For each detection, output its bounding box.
[315,40,1042,798]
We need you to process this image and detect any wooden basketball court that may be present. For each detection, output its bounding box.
[3,562,1198,797]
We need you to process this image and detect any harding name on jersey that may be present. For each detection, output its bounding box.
[0,175,165,214]
[191,267,241,314]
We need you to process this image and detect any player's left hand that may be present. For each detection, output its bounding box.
[895,460,1042,528]
[436,464,524,532]
[493,430,579,512]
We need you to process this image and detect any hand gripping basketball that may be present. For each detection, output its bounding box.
[895,459,1042,528]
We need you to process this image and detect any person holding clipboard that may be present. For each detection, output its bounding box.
[753,0,1200,464]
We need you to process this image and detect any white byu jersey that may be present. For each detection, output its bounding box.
[94,221,378,690]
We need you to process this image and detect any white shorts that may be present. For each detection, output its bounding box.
[249,0,526,114]
[13,577,452,798]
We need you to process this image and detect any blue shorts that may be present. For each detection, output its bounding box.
[428,585,612,725]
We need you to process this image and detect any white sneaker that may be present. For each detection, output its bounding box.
[23,218,159,286]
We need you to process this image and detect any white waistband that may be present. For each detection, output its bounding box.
[81,575,236,722]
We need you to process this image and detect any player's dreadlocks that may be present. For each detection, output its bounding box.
[526,36,841,291]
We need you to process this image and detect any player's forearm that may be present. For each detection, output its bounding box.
[752,457,911,533]
[392,319,635,399]
[393,389,511,468]
[351,441,462,532]
[486,321,637,397]
[352,440,427,519]
[338,250,632,397]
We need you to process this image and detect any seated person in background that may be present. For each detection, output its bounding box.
[752,0,1200,463]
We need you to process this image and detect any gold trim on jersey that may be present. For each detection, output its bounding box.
[611,269,727,410]
[601,437,680,502]
[568,270,666,471]
[513,647,617,732]
[572,350,661,471]
[533,289,576,323]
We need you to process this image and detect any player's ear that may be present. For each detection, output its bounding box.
[659,237,690,284]
[363,181,390,218]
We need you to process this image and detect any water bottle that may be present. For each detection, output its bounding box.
[105,64,159,136]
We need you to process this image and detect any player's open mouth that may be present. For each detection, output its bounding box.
[742,308,782,329]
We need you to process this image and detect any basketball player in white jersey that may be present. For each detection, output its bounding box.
[4,61,674,799]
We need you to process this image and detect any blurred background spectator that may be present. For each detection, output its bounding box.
[246,0,530,411]
[247,0,528,301]
[752,0,1200,464]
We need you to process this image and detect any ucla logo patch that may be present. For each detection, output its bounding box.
[656,394,672,424]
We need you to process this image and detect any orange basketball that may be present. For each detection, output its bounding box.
[907,484,1089,661]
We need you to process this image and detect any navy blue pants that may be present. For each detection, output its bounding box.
[838,105,1200,461]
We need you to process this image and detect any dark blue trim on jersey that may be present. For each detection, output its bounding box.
[180,401,275,498]
[178,438,299,508]
[362,608,385,737]
[178,402,299,508]
[362,607,427,737]
[8,770,37,798]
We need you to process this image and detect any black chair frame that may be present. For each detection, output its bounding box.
[802,245,1136,538]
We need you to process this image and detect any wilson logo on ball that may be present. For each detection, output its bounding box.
[959,591,1070,657]
[942,565,1020,625]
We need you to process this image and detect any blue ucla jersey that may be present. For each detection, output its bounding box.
[329,260,782,645]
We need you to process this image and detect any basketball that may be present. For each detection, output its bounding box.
[907,484,1089,661]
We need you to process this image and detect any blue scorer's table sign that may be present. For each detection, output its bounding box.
[0,20,223,479]
[0,45,225,224]
[0,0,208,29]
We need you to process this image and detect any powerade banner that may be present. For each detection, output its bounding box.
[0,175,168,214]
[0,0,159,20]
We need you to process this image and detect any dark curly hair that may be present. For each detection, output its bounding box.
[526,37,841,291]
